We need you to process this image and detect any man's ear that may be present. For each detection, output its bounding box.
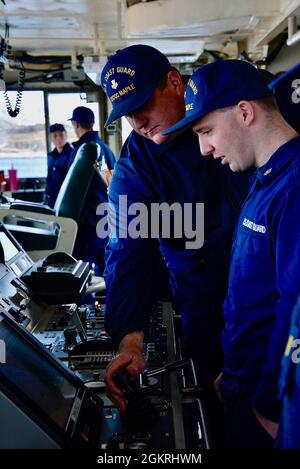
[167,70,184,94]
[237,100,255,126]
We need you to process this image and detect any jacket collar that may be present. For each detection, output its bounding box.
[256,135,300,186]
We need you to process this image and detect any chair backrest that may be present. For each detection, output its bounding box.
[54,142,99,222]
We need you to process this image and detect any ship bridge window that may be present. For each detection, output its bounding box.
[0,90,47,179]
[0,91,100,188]
[47,93,100,143]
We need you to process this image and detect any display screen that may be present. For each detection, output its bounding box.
[0,318,77,429]
[0,232,19,262]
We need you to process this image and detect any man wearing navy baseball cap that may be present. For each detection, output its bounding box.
[164,60,271,148]
[100,45,250,447]
[68,106,95,126]
[165,59,300,448]
[101,44,172,132]
[67,105,115,275]
[165,59,300,139]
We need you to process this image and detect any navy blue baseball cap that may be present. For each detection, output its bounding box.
[101,45,171,127]
[49,123,65,133]
[268,61,300,90]
[163,60,272,135]
[268,62,300,134]
[68,106,95,125]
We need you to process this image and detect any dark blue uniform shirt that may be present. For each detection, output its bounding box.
[221,136,300,421]
[276,293,300,448]
[105,129,249,385]
[70,130,115,274]
[45,142,73,208]
[276,292,300,448]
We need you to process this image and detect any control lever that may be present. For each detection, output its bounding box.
[69,305,87,343]
[114,371,159,431]
[145,358,190,378]
[65,305,113,355]
[63,326,78,348]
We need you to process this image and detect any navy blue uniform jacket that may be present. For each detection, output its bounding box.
[221,136,300,421]
[105,129,249,384]
[276,293,300,448]
[70,130,115,274]
[45,142,73,208]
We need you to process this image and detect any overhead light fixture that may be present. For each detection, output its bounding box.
[167,54,200,64]
[287,16,300,46]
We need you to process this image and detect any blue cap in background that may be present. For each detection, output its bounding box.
[267,62,300,134]
[49,123,65,133]
[101,45,171,127]
[163,59,271,135]
[68,106,95,125]
[268,61,300,90]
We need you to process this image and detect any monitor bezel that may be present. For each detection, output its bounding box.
[0,309,86,448]
[0,223,26,263]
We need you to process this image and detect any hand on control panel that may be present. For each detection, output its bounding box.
[105,331,145,413]
[113,370,159,432]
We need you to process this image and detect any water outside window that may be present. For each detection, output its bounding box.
[0,91,100,182]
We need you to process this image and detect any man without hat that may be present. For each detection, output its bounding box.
[68,106,116,275]
[165,60,300,447]
[100,45,249,446]
[45,123,73,208]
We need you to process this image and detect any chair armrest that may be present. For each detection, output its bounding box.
[0,207,78,262]
[10,202,55,215]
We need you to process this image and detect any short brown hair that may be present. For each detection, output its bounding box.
[256,95,278,112]
[156,66,180,90]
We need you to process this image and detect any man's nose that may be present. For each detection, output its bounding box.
[130,110,148,131]
[199,136,214,156]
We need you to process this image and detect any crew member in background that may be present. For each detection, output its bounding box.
[45,123,73,208]
[100,45,249,447]
[270,62,300,450]
[68,106,115,275]
[164,59,300,448]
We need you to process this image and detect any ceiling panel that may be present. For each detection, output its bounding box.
[0,0,299,62]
